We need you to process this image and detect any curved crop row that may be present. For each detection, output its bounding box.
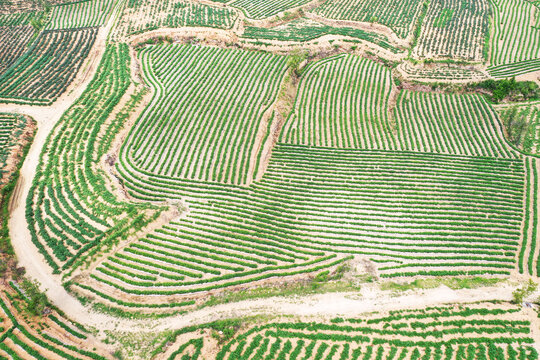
[280,54,396,149]
[0,291,106,360]
[121,44,288,185]
[26,44,160,274]
[216,303,537,360]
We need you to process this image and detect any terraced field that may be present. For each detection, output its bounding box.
[46,0,116,30]
[122,44,287,185]
[0,284,107,360]
[156,303,538,359]
[1,0,540,357]
[0,27,97,105]
[413,0,490,61]
[229,0,312,19]
[113,0,238,40]
[114,143,523,289]
[487,0,540,76]
[312,0,425,38]
[17,37,532,308]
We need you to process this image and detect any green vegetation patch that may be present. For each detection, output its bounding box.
[433,8,454,27]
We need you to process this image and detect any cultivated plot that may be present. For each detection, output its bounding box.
[312,0,425,38]
[413,0,490,61]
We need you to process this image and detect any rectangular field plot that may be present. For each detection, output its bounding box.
[230,0,312,19]
[312,0,425,38]
[280,55,513,158]
[113,0,238,40]
[46,0,116,30]
[394,91,514,157]
[123,44,288,185]
[0,25,34,76]
[413,0,490,61]
[489,0,540,67]
[0,27,97,105]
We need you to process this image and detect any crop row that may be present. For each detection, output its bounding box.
[0,25,34,76]
[122,44,287,185]
[489,0,540,66]
[46,0,116,30]
[0,27,97,104]
[413,0,490,61]
[312,0,425,38]
[113,0,238,40]
[215,304,537,359]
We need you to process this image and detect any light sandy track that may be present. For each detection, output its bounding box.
[2,0,125,331]
[135,283,522,332]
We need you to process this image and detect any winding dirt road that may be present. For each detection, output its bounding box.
[2,0,125,331]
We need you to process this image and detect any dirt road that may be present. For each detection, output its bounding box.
[2,0,124,332]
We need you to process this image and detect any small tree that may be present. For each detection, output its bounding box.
[512,279,537,304]
[21,279,48,316]
[287,50,307,78]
